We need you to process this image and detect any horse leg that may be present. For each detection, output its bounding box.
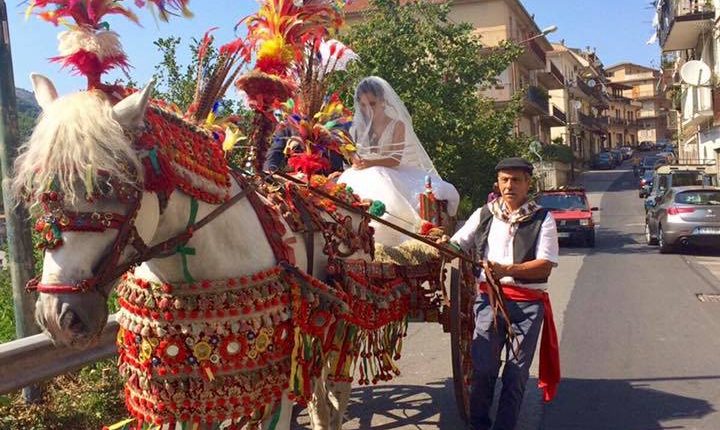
[307,365,352,430]
[261,391,293,430]
[240,391,292,430]
[307,374,332,430]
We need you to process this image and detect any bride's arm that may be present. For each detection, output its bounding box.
[357,122,404,169]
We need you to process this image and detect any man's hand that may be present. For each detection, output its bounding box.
[487,261,512,278]
[437,234,451,245]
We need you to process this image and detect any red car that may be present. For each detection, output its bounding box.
[536,187,598,247]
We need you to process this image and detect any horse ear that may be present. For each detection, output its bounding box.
[30,73,58,111]
[112,79,155,130]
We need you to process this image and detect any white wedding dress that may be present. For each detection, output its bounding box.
[339,118,460,247]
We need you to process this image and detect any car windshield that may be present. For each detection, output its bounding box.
[537,194,588,211]
[642,171,654,181]
[675,191,720,205]
[598,153,611,160]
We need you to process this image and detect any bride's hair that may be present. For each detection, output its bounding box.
[355,78,385,121]
[356,78,385,100]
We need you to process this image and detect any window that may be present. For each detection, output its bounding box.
[675,191,720,205]
[537,194,588,210]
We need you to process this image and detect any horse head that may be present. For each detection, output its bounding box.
[14,75,161,348]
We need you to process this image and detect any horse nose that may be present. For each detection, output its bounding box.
[60,308,86,335]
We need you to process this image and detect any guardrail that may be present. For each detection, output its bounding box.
[0,316,118,395]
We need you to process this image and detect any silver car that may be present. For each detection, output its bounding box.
[645,186,720,253]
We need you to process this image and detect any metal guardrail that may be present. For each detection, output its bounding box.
[0,315,118,395]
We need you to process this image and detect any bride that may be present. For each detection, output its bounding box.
[339,76,460,246]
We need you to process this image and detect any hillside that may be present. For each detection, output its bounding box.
[16,88,39,117]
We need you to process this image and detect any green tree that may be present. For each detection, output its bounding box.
[341,0,528,213]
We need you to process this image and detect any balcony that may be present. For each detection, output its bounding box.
[658,0,715,51]
[536,61,565,90]
[523,86,549,115]
[518,38,547,70]
[542,104,567,126]
[681,84,713,128]
[578,112,595,129]
[639,109,661,119]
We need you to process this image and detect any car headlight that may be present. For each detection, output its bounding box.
[580,219,590,226]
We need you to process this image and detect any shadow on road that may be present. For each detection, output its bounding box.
[543,377,717,430]
[293,379,465,429]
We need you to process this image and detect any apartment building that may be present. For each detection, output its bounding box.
[605,63,669,148]
[606,82,642,148]
[548,43,610,162]
[656,0,718,164]
[345,0,567,147]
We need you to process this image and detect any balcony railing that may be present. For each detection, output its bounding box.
[526,86,549,114]
[658,0,715,51]
[576,78,592,96]
[578,112,595,128]
[551,104,567,123]
[549,62,564,84]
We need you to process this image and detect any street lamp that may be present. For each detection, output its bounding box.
[521,25,559,43]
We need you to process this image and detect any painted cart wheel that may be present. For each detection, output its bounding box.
[449,262,476,423]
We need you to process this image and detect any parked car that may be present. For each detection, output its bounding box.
[620,146,634,159]
[644,165,719,212]
[536,187,598,247]
[610,149,624,166]
[646,186,720,253]
[639,170,655,198]
[638,141,654,151]
[592,152,614,170]
[639,155,666,175]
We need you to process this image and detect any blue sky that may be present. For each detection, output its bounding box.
[7,0,660,95]
[523,0,659,70]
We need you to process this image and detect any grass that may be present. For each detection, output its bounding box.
[0,237,126,429]
[0,360,126,430]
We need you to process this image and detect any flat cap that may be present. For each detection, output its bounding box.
[495,157,534,174]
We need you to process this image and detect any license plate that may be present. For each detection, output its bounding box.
[558,232,571,238]
[694,227,720,235]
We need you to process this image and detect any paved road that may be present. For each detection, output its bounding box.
[543,166,720,429]
[294,162,720,429]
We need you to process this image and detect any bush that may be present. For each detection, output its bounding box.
[540,143,574,165]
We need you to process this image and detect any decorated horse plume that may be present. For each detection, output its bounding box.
[25,0,192,88]
[236,0,357,175]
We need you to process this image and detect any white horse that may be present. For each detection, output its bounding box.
[14,74,368,430]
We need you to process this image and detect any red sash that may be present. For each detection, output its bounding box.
[479,283,560,402]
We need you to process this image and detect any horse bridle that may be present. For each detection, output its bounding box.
[26,176,252,296]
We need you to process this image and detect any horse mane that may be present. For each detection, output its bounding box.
[12,90,142,205]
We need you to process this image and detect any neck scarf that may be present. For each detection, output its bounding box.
[489,198,541,225]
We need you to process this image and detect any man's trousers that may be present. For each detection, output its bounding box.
[468,293,544,430]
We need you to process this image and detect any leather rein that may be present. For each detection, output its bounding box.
[26,175,252,296]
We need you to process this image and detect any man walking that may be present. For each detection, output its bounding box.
[447,157,560,430]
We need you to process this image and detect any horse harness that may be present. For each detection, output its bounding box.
[25,172,280,296]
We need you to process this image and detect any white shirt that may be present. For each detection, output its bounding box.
[450,205,559,290]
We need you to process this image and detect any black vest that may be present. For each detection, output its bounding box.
[474,205,550,284]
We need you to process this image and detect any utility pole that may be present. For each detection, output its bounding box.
[0,0,42,402]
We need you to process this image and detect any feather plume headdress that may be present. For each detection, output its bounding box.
[25,0,192,89]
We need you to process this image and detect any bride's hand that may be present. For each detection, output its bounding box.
[353,158,368,170]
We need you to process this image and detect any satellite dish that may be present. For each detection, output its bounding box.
[680,60,712,86]
[572,100,582,110]
[587,79,597,88]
